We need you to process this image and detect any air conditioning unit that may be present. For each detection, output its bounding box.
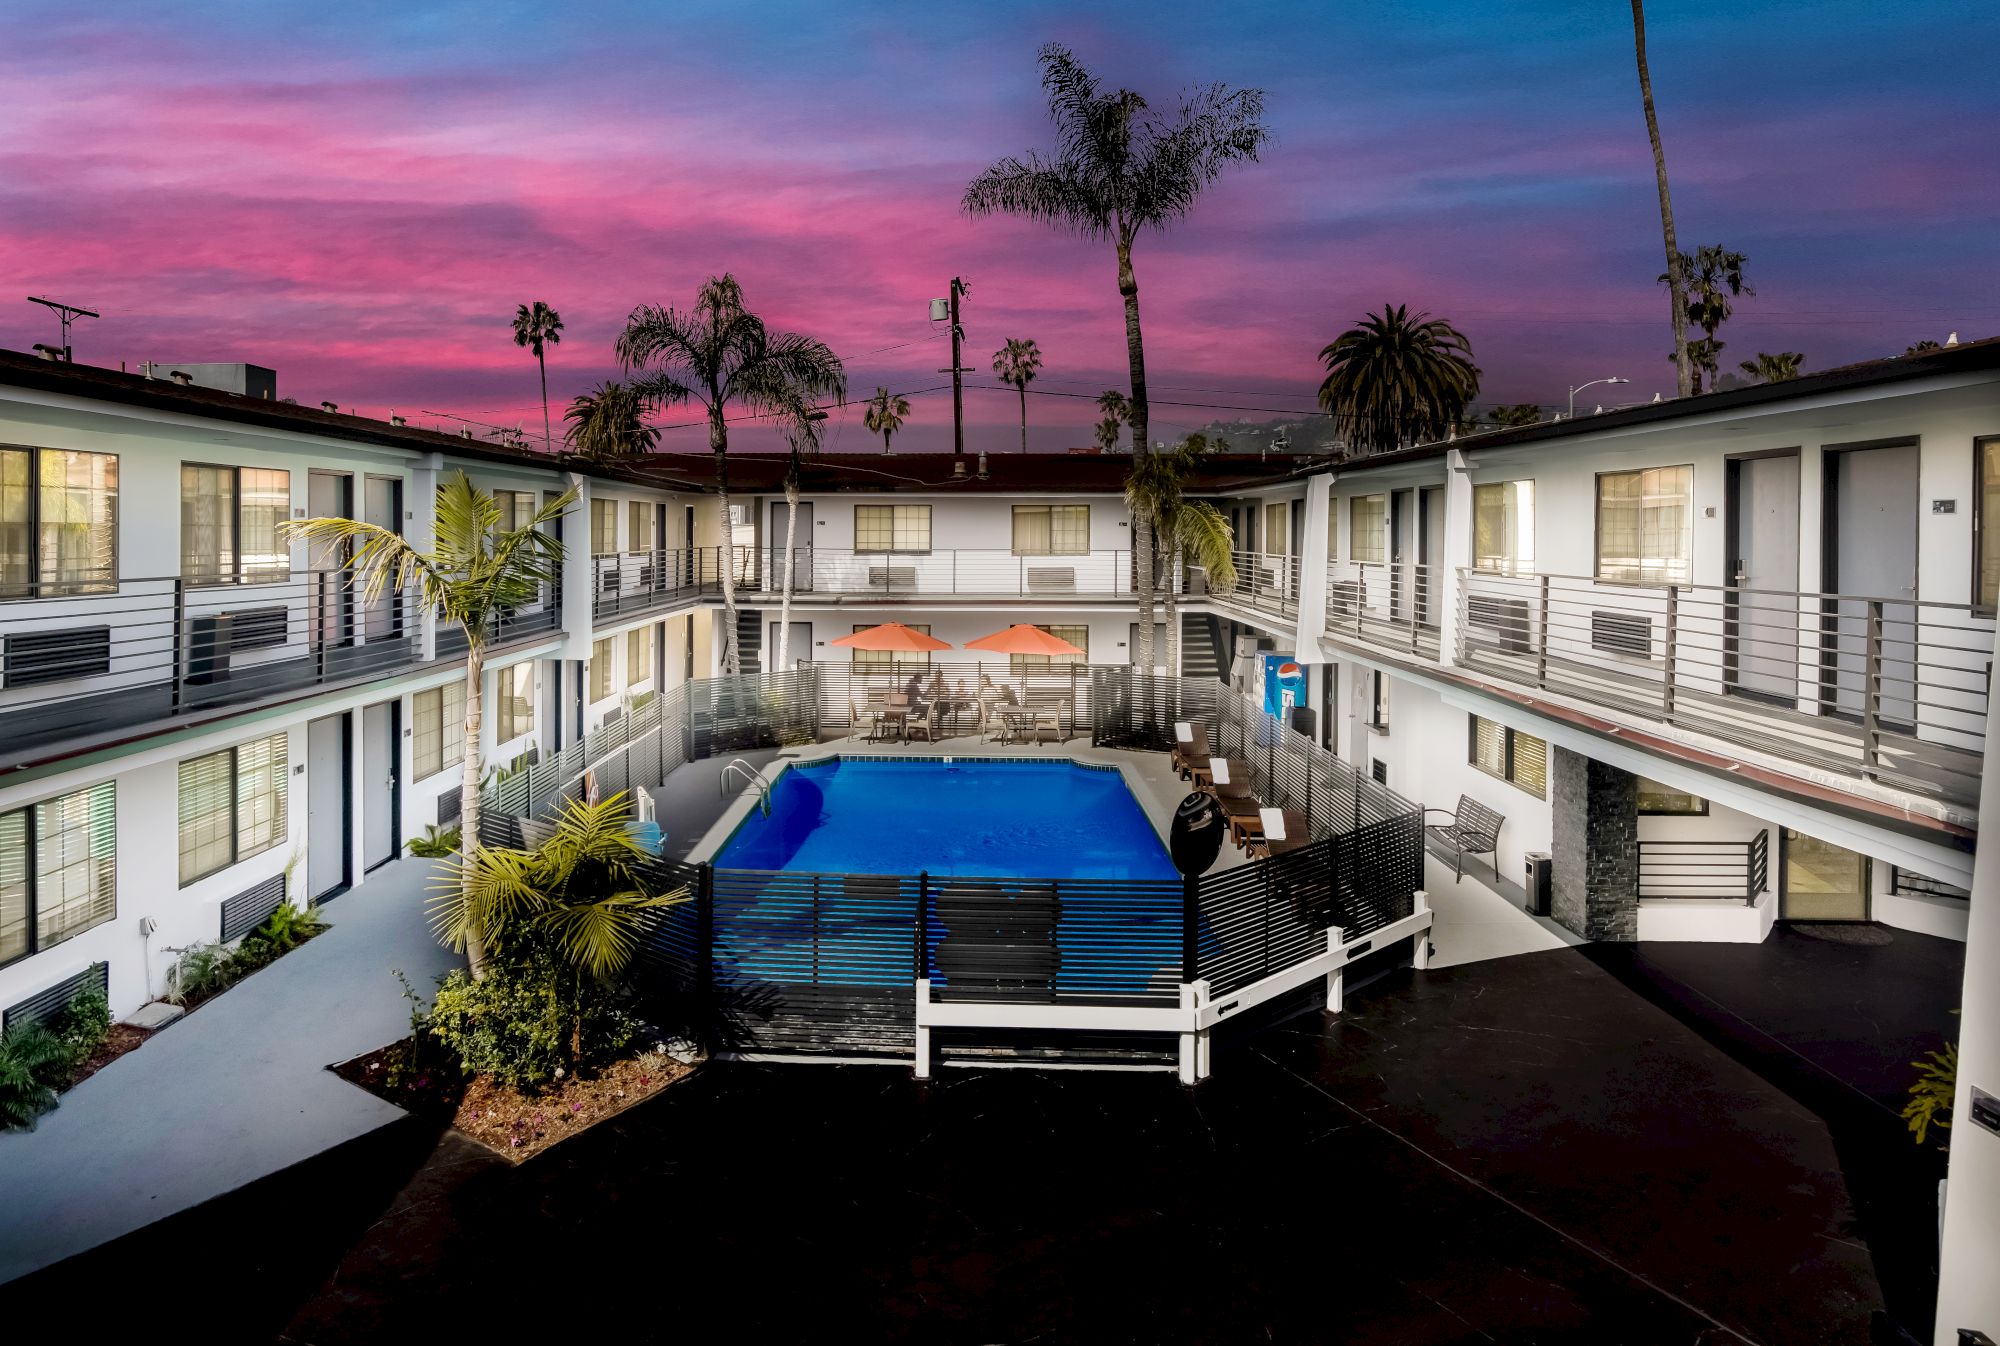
[1466,597,1532,655]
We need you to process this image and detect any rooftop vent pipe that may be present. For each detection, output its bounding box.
[390,414,406,427]
[169,370,193,385]
[320,401,338,413]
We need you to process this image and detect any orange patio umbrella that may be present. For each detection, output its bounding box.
[963,624,1085,657]
[830,621,954,653]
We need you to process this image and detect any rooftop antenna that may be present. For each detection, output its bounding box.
[26,296,98,363]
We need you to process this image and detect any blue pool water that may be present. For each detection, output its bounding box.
[713,757,1176,880]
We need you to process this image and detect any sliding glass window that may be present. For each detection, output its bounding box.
[1596,466,1692,584]
[181,464,290,585]
[1472,481,1535,574]
[0,447,119,597]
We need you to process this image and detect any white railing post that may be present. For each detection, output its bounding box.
[914,978,932,1079]
[1193,978,1213,1081]
[1325,925,1346,1013]
[1178,981,1199,1084]
[1412,890,1433,970]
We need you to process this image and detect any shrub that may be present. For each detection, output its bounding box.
[422,943,639,1092]
[0,1024,70,1131]
[53,989,111,1075]
[1904,1042,1958,1148]
[167,942,238,1005]
[405,824,462,859]
[247,900,327,956]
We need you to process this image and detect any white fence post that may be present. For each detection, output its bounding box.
[1193,978,1213,1081]
[1412,890,1433,970]
[1325,925,1346,1013]
[914,979,932,1079]
[1178,982,1199,1085]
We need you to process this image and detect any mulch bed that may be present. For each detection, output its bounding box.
[70,1024,152,1087]
[332,1038,697,1163]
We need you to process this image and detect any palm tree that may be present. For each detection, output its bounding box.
[281,472,574,975]
[1486,403,1543,429]
[1905,340,1943,356]
[1094,389,1130,452]
[1660,245,1751,392]
[862,387,910,455]
[1126,436,1234,678]
[512,301,565,450]
[616,275,845,673]
[1739,351,1804,383]
[774,401,826,672]
[1317,305,1481,456]
[563,381,660,462]
[964,42,1267,681]
[1631,0,1691,399]
[993,338,1043,453]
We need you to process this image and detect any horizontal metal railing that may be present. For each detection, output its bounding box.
[1190,550,1299,620]
[591,547,706,618]
[0,569,562,758]
[750,547,1146,599]
[1638,831,1770,905]
[1324,560,1442,658]
[1455,568,1993,806]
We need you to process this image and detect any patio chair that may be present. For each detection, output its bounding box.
[907,700,944,743]
[1032,706,1062,744]
[1427,795,1505,881]
[849,696,881,743]
[1170,721,1210,778]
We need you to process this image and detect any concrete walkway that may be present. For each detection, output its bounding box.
[1423,853,1582,968]
[0,856,455,1286]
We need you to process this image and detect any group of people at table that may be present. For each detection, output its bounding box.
[1170,720,1311,860]
[855,673,1066,744]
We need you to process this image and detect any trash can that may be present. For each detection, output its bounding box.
[1523,851,1553,916]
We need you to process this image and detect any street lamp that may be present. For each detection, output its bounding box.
[1568,377,1629,418]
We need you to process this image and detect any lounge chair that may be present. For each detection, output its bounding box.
[1244,809,1310,859]
[1170,721,1210,778]
[1427,795,1505,880]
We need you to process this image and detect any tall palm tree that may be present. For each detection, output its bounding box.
[862,386,910,455]
[281,472,574,976]
[562,381,660,463]
[1126,436,1234,678]
[616,275,845,673]
[1660,245,1752,393]
[993,337,1043,453]
[1317,305,1481,456]
[512,301,565,450]
[774,401,826,673]
[964,42,1267,680]
[1631,1,1691,399]
[1739,351,1804,383]
[1094,388,1130,452]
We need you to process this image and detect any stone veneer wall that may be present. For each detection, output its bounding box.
[1550,746,1639,942]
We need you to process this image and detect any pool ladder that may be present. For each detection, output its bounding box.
[720,758,772,817]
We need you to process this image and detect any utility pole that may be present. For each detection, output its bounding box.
[935,277,971,457]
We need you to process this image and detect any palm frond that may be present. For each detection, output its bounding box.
[431,845,548,953]
[536,888,689,980]
[277,516,442,608]
[1176,500,1235,587]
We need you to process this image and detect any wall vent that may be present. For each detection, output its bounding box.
[3,627,111,687]
[3,962,109,1034]
[219,875,287,942]
[1590,610,1653,658]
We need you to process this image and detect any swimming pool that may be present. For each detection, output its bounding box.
[712,757,1176,880]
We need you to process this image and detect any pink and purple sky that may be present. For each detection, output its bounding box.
[4,1,1995,452]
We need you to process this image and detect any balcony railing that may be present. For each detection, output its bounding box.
[1324,560,1441,659]
[592,547,708,619]
[0,570,563,758]
[1638,832,1770,905]
[1456,568,1993,807]
[747,548,1149,600]
[1190,550,1299,620]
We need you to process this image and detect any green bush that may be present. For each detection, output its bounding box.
[405,824,462,859]
[0,1023,71,1131]
[167,942,238,1005]
[54,989,111,1074]
[422,943,639,1092]
[246,900,327,957]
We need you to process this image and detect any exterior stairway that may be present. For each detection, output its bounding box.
[1181,611,1227,682]
[734,607,763,672]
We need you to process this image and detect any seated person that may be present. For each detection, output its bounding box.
[902,671,927,704]
[927,672,949,704]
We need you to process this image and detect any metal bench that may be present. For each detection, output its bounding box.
[1426,794,1504,881]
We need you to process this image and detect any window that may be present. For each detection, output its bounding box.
[494,662,534,741]
[1012,505,1089,555]
[182,464,291,584]
[1349,495,1386,562]
[628,625,654,685]
[629,501,656,554]
[1469,715,1547,797]
[1368,671,1389,730]
[1012,624,1087,674]
[1637,778,1707,815]
[591,498,618,555]
[590,637,614,702]
[1265,502,1291,555]
[851,623,932,673]
[1978,437,2000,610]
[412,680,466,782]
[0,447,118,597]
[0,782,117,967]
[1473,481,1535,574]
[494,490,538,532]
[855,504,931,554]
[178,734,288,885]
[1596,466,1692,584]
